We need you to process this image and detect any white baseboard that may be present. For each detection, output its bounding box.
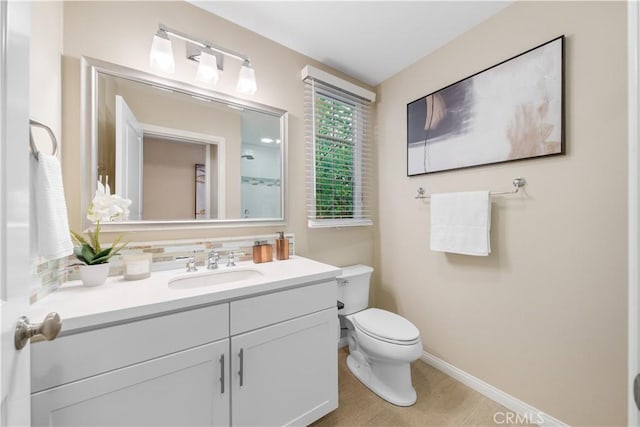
[420,351,568,427]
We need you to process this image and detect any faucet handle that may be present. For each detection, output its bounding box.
[226,251,245,267]
[187,255,198,272]
[226,252,236,267]
[176,255,197,272]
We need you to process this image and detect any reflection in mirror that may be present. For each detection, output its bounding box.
[84,57,286,228]
[240,110,282,219]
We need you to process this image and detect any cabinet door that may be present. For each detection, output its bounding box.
[32,339,230,427]
[231,308,337,426]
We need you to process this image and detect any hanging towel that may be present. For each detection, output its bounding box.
[33,153,74,260]
[430,191,491,256]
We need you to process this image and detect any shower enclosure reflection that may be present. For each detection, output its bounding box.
[240,110,281,219]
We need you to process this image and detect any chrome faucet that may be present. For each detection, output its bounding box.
[207,250,220,270]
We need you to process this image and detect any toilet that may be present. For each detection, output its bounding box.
[337,265,422,406]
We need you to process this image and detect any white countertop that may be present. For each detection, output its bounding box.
[30,256,341,334]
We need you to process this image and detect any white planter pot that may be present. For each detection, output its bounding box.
[79,263,110,287]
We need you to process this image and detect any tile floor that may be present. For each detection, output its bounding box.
[311,348,535,427]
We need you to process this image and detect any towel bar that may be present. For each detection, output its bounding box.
[415,177,526,200]
[29,119,58,161]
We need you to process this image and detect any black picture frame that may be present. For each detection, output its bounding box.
[407,35,565,176]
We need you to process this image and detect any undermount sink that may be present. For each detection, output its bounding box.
[169,268,263,290]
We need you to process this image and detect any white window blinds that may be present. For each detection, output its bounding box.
[302,67,374,228]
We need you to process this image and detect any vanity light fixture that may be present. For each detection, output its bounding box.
[195,50,219,85]
[149,24,257,95]
[237,60,258,95]
[149,29,175,74]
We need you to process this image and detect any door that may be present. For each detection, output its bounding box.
[0,1,31,426]
[231,309,338,426]
[115,95,143,220]
[31,339,230,427]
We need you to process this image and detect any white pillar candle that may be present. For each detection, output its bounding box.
[123,253,152,280]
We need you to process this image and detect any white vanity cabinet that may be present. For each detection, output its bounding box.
[30,277,338,427]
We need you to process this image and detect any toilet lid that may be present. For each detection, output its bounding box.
[352,308,420,343]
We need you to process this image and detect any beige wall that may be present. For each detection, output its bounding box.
[143,136,205,220]
[375,1,627,425]
[30,1,63,150]
[61,1,375,267]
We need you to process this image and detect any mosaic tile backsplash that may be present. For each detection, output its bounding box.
[31,233,295,304]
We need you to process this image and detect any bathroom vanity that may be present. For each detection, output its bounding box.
[29,257,340,426]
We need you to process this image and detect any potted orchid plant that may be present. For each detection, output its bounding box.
[71,181,131,286]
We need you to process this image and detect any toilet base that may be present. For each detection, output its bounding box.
[346,353,417,407]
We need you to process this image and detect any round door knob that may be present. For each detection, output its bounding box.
[14,312,62,350]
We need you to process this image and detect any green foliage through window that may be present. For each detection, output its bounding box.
[315,94,355,219]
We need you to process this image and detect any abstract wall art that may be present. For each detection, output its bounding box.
[407,36,564,175]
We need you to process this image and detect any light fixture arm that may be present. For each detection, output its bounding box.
[159,24,249,64]
[152,23,257,95]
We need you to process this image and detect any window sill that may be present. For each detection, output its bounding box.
[307,219,373,229]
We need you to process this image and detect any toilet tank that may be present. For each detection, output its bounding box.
[337,265,374,315]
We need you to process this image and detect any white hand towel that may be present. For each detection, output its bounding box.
[430,191,491,256]
[33,153,74,260]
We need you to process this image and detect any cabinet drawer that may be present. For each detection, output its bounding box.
[230,280,336,335]
[32,303,229,393]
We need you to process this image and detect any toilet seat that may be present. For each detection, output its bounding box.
[351,308,420,345]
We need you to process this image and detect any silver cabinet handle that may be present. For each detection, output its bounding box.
[238,348,244,387]
[15,312,62,350]
[219,354,225,394]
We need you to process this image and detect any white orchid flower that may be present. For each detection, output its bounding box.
[87,180,132,223]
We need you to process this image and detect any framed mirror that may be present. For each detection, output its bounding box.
[81,57,287,230]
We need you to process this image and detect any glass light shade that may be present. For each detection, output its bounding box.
[149,32,175,74]
[196,50,219,84]
[236,63,257,95]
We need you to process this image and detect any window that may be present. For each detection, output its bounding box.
[303,67,374,228]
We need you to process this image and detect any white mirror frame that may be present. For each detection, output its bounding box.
[81,56,287,231]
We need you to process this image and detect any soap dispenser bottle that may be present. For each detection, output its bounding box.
[275,232,289,260]
[252,240,273,264]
